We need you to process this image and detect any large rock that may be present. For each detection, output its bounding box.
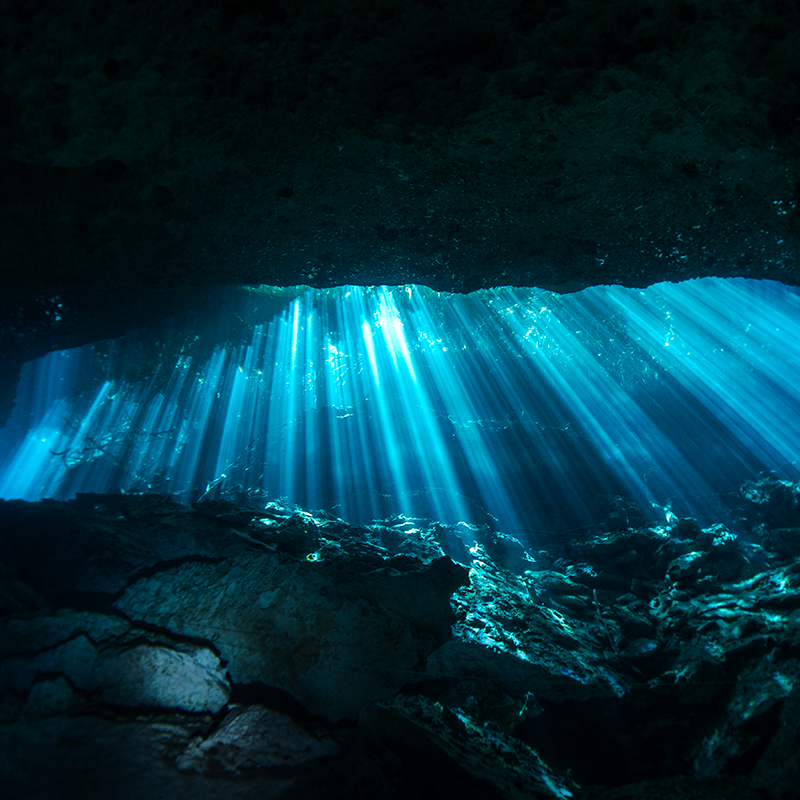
[3,493,800,798]
[176,704,339,773]
[0,614,230,713]
[115,551,467,720]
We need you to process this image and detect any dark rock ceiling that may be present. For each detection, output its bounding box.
[2,0,800,391]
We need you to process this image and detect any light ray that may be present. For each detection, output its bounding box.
[2,278,799,542]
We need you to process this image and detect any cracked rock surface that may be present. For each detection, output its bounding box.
[2,476,800,797]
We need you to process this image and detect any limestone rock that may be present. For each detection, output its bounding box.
[1,632,230,713]
[3,492,800,797]
[177,704,339,773]
[115,551,467,720]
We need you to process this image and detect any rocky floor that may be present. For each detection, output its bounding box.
[2,476,800,798]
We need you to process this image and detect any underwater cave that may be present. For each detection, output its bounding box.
[3,276,800,799]
[5,1,800,798]
[2,277,800,537]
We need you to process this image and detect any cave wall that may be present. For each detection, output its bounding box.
[2,0,800,374]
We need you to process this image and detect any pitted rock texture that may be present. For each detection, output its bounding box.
[4,0,800,409]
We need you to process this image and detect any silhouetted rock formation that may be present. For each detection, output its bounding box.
[3,479,800,797]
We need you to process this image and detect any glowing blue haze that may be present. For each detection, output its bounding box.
[1,278,798,539]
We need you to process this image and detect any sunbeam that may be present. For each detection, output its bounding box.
[1,277,798,541]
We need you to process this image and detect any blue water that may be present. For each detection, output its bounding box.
[2,278,798,541]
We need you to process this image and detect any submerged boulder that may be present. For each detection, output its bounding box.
[2,492,800,798]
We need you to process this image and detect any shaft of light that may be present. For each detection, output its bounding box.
[1,277,798,541]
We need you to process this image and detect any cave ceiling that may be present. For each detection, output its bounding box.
[2,0,800,380]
